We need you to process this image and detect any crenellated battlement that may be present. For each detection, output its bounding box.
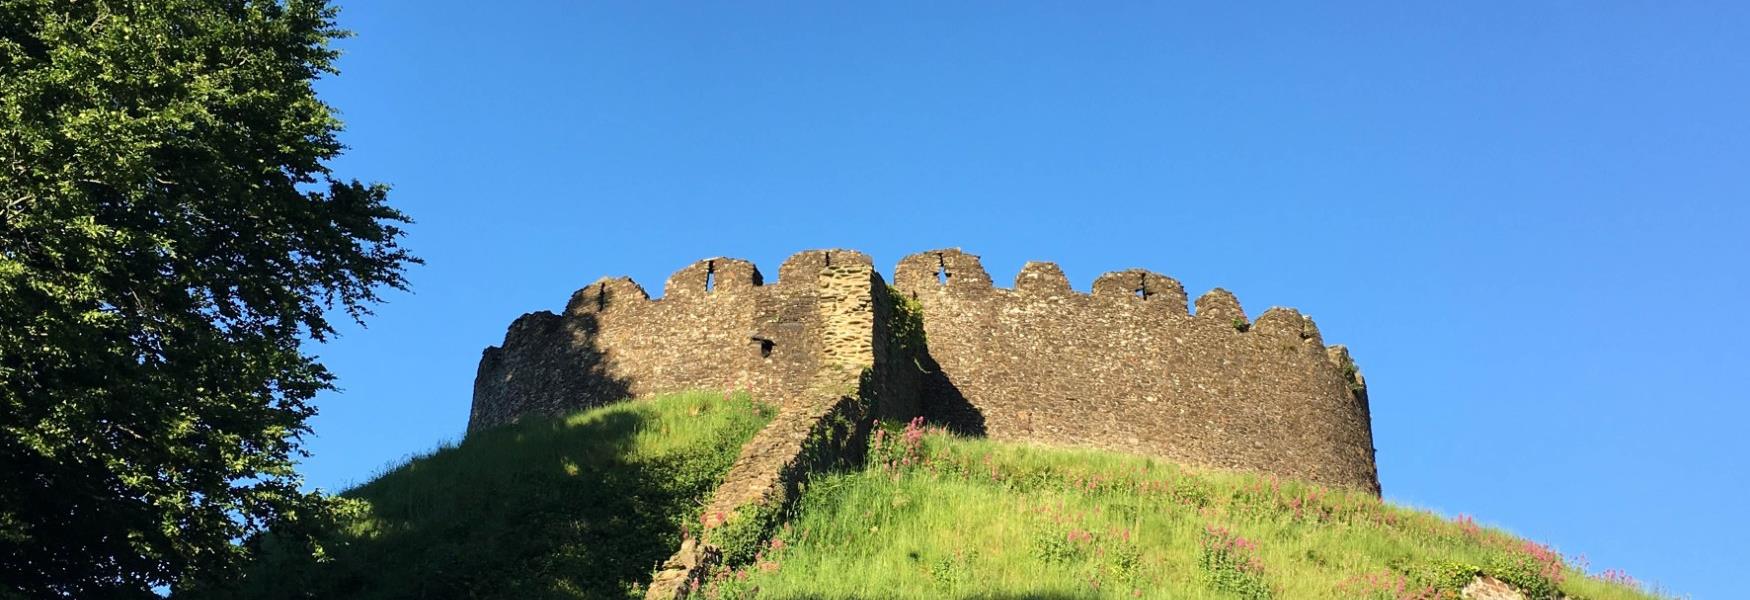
[888,248,1375,492]
[470,248,1379,494]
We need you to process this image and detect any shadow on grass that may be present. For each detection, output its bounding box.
[207,406,732,599]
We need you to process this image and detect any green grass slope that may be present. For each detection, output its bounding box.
[704,419,1668,600]
[223,391,774,600]
[219,398,1668,600]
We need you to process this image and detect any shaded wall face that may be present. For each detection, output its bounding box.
[894,250,1380,493]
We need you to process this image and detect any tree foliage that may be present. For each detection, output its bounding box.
[0,1,414,595]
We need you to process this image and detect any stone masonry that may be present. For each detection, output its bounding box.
[642,262,892,599]
[892,249,1379,493]
[471,250,909,431]
[473,248,1380,597]
[472,247,1378,494]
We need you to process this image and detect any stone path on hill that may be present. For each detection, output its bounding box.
[644,265,880,600]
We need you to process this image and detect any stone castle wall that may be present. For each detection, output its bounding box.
[646,262,897,598]
[892,249,1377,492]
[469,248,1377,493]
[470,250,883,432]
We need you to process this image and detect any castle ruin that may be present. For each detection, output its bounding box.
[472,247,1376,491]
[469,248,1380,597]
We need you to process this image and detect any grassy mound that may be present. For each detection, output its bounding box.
[216,400,1666,600]
[701,419,1666,600]
[224,391,774,600]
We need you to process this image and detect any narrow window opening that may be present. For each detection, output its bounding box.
[936,254,949,286]
[705,260,716,293]
[597,282,608,311]
[1136,273,1150,299]
[752,336,774,359]
[824,251,832,267]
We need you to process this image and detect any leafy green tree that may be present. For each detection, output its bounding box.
[0,1,415,596]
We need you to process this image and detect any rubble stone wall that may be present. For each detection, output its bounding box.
[892,248,1378,492]
[469,250,875,432]
[469,247,1377,493]
[643,262,891,599]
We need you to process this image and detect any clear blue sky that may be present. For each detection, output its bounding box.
[305,2,1746,596]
